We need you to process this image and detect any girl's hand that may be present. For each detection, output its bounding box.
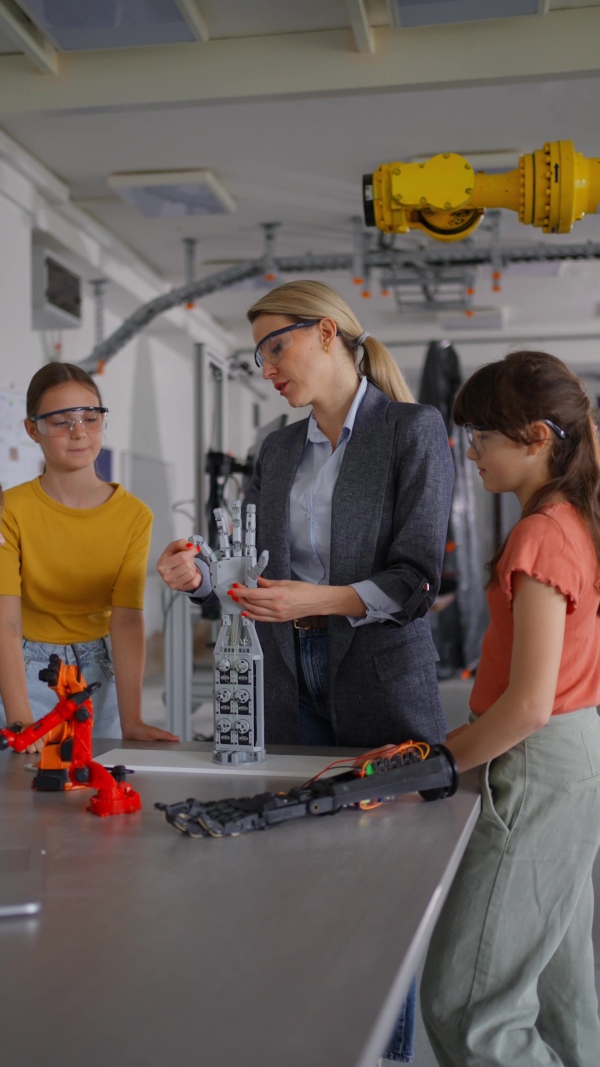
[15,736,46,755]
[5,718,46,755]
[156,540,202,593]
[121,721,180,743]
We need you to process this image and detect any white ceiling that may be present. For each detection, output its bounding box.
[1,1,600,354]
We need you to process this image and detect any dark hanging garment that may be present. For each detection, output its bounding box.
[419,341,487,675]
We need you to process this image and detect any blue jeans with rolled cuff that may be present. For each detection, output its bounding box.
[0,638,122,738]
[295,626,416,1063]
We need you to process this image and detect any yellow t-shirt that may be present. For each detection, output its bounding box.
[0,478,153,643]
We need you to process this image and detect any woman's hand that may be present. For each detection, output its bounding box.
[156,540,202,593]
[229,577,366,623]
[121,721,180,743]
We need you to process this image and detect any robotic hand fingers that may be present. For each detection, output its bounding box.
[246,550,269,588]
[187,533,217,564]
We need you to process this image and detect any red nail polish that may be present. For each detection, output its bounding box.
[241,612,247,617]
[227,590,233,595]
[232,583,239,588]
[232,596,239,602]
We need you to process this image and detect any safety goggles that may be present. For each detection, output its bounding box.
[30,406,109,437]
[465,419,566,458]
[254,321,319,369]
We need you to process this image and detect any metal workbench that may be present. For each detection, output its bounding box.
[0,740,480,1067]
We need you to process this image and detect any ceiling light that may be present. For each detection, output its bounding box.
[17,0,196,51]
[108,170,236,218]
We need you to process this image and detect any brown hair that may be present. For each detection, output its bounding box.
[26,363,102,419]
[247,280,414,403]
[453,350,600,584]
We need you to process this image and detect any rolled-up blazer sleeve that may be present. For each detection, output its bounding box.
[367,404,454,624]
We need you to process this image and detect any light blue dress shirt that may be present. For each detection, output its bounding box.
[193,376,402,625]
[289,375,402,627]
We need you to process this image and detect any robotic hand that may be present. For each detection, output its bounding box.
[188,502,269,766]
[188,502,269,613]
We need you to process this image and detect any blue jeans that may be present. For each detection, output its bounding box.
[295,628,416,1063]
[0,638,122,739]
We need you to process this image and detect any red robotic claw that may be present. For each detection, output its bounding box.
[0,656,141,818]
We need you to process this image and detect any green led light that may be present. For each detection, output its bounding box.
[365,763,374,776]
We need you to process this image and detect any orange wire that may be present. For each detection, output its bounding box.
[303,741,431,812]
[356,741,430,809]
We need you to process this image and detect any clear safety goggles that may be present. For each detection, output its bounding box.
[465,419,566,458]
[30,406,109,437]
[254,320,319,369]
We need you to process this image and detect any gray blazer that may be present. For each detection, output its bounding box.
[245,381,455,748]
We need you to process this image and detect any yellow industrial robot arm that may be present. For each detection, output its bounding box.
[363,141,600,242]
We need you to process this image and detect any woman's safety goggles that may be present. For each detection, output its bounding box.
[30,406,109,437]
[254,321,319,369]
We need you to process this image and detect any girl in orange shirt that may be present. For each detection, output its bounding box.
[421,351,600,1067]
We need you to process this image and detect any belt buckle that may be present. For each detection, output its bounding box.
[293,619,312,631]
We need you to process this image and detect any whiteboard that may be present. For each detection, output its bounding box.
[97,748,335,779]
[0,389,43,490]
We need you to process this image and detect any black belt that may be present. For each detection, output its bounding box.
[293,616,328,630]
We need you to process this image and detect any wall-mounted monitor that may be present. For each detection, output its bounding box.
[32,247,82,330]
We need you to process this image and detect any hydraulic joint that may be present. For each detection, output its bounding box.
[363,141,600,242]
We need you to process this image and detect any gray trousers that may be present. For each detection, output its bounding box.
[421,706,600,1067]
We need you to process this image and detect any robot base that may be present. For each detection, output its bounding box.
[88,785,142,818]
[213,748,266,766]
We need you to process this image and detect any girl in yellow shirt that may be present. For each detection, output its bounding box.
[0,362,179,752]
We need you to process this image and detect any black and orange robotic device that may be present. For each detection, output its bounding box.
[0,653,142,817]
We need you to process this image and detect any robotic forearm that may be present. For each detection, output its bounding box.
[156,743,459,838]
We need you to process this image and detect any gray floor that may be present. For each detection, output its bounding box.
[141,678,600,1066]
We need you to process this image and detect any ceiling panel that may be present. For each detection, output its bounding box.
[196,0,352,39]
[394,0,540,28]
[17,0,195,51]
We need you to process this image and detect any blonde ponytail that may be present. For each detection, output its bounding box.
[247,280,414,404]
[358,336,414,404]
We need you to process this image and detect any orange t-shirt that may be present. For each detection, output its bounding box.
[470,502,600,717]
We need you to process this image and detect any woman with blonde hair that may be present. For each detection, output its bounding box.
[158,279,455,1063]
